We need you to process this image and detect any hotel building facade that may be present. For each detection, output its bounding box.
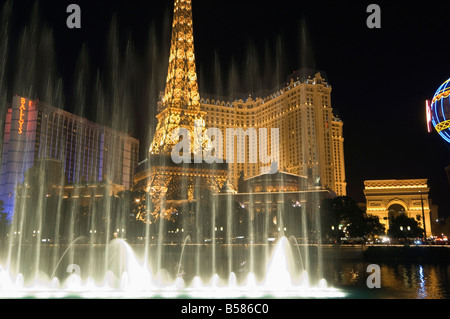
[0,95,139,219]
[199,69,346,196]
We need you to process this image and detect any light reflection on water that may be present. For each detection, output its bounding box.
[324,261,450,299]
[418,265,427,299]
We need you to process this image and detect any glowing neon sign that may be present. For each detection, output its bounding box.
[18,97,26,134]
[431,78,450,143]
[425,100,432,133]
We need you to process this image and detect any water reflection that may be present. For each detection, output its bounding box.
[418,266,426,299]
[324,261,450,299]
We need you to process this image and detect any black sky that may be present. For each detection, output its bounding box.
[4,0,450,216]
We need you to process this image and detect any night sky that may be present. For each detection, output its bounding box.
[3,0,450,216]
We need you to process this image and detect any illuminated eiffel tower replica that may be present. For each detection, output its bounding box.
[134,0,234,223]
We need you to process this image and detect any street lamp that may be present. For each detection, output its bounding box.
[419,191,427,240]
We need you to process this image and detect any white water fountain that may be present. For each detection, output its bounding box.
[0,237,345,299]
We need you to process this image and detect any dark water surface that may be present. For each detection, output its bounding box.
[323,260,450,299]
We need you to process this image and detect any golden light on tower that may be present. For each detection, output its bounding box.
[164,0,200,111]
[149,0,210,156]
[136,0,230,224]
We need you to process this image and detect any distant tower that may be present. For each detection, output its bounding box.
[149,0,210,156]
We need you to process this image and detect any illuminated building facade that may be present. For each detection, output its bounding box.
[216,171,332,241]
[0,96,139,219]
[201,70,347,196]
[364,179,432,237]
[12,158,133,243]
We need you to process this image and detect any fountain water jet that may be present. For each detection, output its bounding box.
[0,234,346,298]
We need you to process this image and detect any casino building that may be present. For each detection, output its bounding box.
[0,95,139,219]
[200,69,346,196]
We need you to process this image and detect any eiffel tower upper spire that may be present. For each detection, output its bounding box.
[164,0,200,111]
[149,0,209,155]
